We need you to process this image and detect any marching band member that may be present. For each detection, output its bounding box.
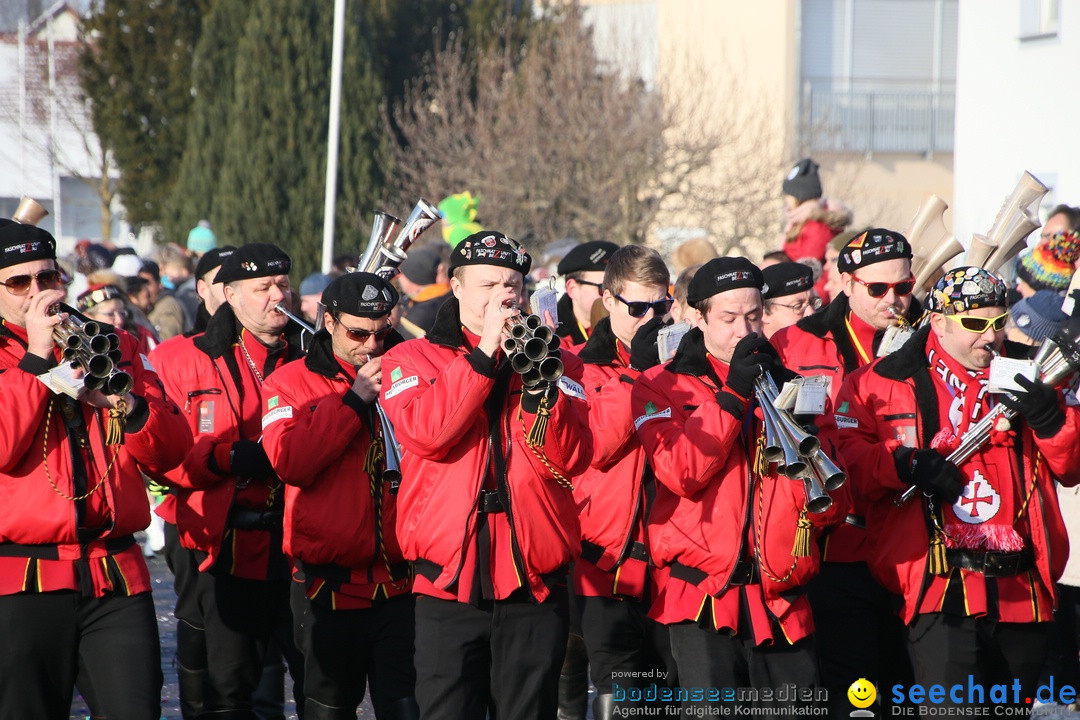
[555,240,619,348]
[573,244,674,719]
[261,272,418,719]
[760,262,819,339]
[379,231,592,720]
[152,243,305,718]
[770,229,919,717]
[0,220,191,719]
[836,267,1080,708]
[633,257,847,714]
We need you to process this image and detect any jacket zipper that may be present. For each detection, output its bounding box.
[184,387,222,413]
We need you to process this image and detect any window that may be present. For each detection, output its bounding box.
[1020,0,1060,40]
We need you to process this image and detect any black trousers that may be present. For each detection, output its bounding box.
[414,589,569,720]
[291,581,417,713]
[1041,583,1080,691]
[907,613,1050,709]
[0,590,161,720]
[579,594,676,695]
[807,561,914,719]
[667,621,818,717]
[192,569,305,717]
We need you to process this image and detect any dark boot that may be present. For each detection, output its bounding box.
[557,633,589,720]
[176,620,208,720]
[592,693,615,720]
[302,698,351,720]
[177,663,207,720]
[380,696,421,720]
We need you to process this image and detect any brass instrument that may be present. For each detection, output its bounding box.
[502,309,563,387]
[962,172,1049,272]
[51,303,133,396]
[359,199,442,279]
[13,196,49,225]
[904,194,963,299]
[754,373,846,514]
[273,303,315,353]
[375,400,402,487]
[895,325,1080,505]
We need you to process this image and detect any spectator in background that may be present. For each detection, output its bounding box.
[396,246,452,340]
[760,262,820,339]
[1042,204,1080,244]
[298,272,332,326]
[1006,290,1067,347]
[555,240,619,347]
[186,221,217,260]
[781,158,852,264]
[1014,230,1080,298]
[669,237,718,277]
[149,247,195,338]
[669,264,703,326]
[758,250,790,270]
[332,253,360,276]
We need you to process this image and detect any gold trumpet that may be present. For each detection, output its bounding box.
[754,373,845,514]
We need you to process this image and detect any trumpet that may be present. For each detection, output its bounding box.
[374,400,402,488]
[754,373,846,514]
[274,303,315,353]
[502,309,563,387]
[51,303,133,396]
[895,325,1080,505]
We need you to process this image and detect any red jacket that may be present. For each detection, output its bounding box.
[834,327,1080,623]
[0,320,190,596]
[573,319,649,580]
[378,298,592,603]
[261,331,409,596]
[632,329,849,625]
[771,294,923,562]
[148,304,304,577]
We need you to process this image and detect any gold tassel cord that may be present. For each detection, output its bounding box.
[791,509,813,558]
[927,526,949,576]
[525,393,552,448]
[363,437,385,479]
[753,432,769,478]
[517,401,573,491]
[42,397,120,501]
[105,399,127,446]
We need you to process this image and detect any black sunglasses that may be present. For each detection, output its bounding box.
[851,275,915,299]
[573,279,603,290]
[338,322,394,342]
[0,269,64,295]
[614,293,672,318]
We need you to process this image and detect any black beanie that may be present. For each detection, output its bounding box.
[782,158,823,203]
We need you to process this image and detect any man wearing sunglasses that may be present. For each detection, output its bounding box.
[379,231,591,720]
[769,228,920,719]
[570,245,675,719]
[0,219,192,719]
[151,242,307,718]
[835,266,1080,709]
[556,240,619,348]
[761,261,819,339]
[632,257,849,715]
[260,272,418,719]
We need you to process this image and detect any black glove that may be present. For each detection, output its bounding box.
[897,447,964,504]
[999,374,1066,438]
[629,317,666,371]
[230,440,276,480]
[724,334,776,399]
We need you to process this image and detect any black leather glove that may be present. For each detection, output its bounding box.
[724,334,776,399]
[629,317,666,371]
[896,447,963,504]
[1000,374,1066,438]
[230,440,276,480]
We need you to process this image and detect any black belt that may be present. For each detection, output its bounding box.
[295,559,411,587]
[226,506,283,531]
[0,535,136,560]
[478,490,504,514]
[580,540,648,566]
[946,548,1035,577]
[670,559,760,588]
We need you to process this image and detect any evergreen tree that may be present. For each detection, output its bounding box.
[80,0,210,229]
[214,0,385,279]
[163,0,247,246]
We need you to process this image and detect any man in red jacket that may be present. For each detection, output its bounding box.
[0,219,192,719]
[556,240,619,348]
[572,244,674,719]
[153,242,306,719]
[770,228,919,718]
[262,272,418,720]
[836,267,1080,707]
[633,257,848,715]
[379,231,592,720]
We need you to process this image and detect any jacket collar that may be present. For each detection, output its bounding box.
[304,326,408,379]
[795,293,923,374]
[194,302,304,363]
[426,296,468,348]
[578,317,619,365]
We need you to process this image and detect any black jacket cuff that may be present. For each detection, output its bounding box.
[715,391,745,421]
[893,445,915,484]
[19,352,57,376]
[521,382,559,414]
[467,347,497,378]
[342,389,370,419]
[124,395,151,433]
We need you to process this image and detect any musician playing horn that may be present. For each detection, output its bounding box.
[379,231,592,720]
[835,267,1080,709]
[0,219,192,718]
[261,272,417,719]
[152,242,306,716]
[631,257,848,715]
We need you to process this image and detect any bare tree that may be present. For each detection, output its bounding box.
[386,4,787,256]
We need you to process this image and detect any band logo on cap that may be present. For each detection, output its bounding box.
[458,234,529,267]
[4,241,46,255]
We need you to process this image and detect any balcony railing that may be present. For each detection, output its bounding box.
[801,86,955,156]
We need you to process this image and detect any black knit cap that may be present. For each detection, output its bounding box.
[214,243,291,284]
[762,262,814,300]
[782,158,823,203]
[0,220,56,270]
[557,240,619,275]
[399,247,441,285]
[686,256,764,306]
[836,228,912,274]
[195,245,237,280]
[322,272,398,318]
[449,231,532,276]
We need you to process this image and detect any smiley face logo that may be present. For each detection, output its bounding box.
[848,678,876,710]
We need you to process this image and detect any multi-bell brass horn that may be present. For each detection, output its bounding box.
[359,211,403,276]
[963,171,1050,272]
[13,196,49,225]
[904,194,963,299]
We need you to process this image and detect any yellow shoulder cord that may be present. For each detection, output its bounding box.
[844,314,872,365]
